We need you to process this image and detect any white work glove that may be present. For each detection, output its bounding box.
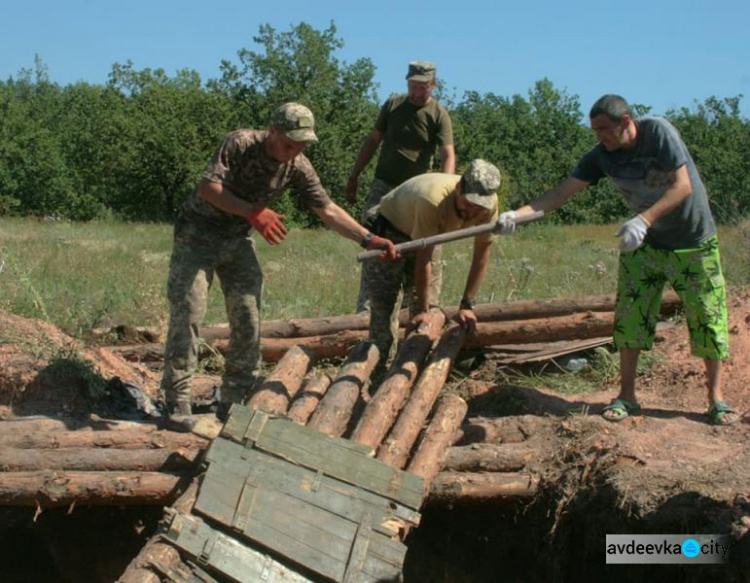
[497,210,518,235]
[615,215,649,252]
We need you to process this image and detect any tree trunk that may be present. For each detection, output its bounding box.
[467,311,615,349]
[0,428,208,450]
[377,324,466,469]
[444,443,535,472]
[426,471,539,504]
[0,471,191,507]
[307,342,380,437]
[350,309,446,449]
[286,373,332,425]
[406,394,468,494]
[0,417,164,435]
[246,345,315,414]
[0,448,202,472]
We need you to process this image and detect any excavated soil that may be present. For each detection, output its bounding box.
[0,289,749,582]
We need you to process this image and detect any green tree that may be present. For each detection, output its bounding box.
[212,22,380,225]
[0,58,76,217]
[668,95,750,223]
[105,62,234,220]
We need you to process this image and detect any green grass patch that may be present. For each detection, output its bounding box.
[0,216,746,342]
[507,346,665,395]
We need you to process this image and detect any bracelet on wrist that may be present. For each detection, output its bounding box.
[360,232,374,249]
[459,297,475,310]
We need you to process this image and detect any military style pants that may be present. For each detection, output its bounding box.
[363,220,441,364]
[160,222,262,410]
[356,178,442,314]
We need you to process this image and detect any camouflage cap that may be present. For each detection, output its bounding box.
[406,61,436,82]
[462,159,502,209]
[271,102,318,142]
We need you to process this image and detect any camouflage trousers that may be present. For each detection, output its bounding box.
[363,221,441,363]
[356,178,442,313]
[160,221,262,409]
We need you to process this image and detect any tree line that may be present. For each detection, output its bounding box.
[1,22,748,226]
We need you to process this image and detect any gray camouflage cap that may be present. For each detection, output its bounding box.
[272,102,318,142]
[462,159,501,209]
[406,61,436,82]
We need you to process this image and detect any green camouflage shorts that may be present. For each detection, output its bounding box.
[614,236,729,360]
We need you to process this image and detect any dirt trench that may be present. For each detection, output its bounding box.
[1,469,747,583]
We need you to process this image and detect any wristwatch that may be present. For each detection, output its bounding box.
[459,297,475,310]
[360,232,374,249]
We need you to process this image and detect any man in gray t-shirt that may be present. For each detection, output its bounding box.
[497,94,737,426]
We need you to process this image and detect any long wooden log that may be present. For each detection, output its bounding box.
[467,311,615,349]
[0,448,202,472]
[377,323,466,469]
[0,471,191,507]
[406,394,468,494]
[0,442,534,474]
[107,331,379,363]
[0,416,164,435]
[444,443,535,472]
[0,428,208,449]
[286,373,332,425]
[246,345,314,414]
[204,311,401,340]
[426,471,539,504]
[307,342,380,437]
[0,468,537,510]
[350,309,446,449]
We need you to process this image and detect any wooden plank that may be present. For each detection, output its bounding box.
[358,537,408,583]
[162,510,315,583]
[492,336,613,364]
[240,487,356,582]
[221,408,424,509]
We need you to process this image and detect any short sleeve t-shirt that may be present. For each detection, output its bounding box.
[572,117,716,249]
[373,95,454,186]
[379,173,497,244]
[181,129,331,232]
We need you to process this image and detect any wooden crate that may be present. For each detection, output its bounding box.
[191,407,424,583]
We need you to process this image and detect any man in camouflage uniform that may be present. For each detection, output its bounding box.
[346,61,456,313]
[364,159,504,363]
[161,103,397,431]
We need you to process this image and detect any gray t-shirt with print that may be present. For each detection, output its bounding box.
[572,117,716,250]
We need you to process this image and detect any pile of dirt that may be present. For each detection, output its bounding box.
[0,310,160,419]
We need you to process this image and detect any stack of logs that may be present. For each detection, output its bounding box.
[106,291,682,363]
[0,291,683,510]
[117,308,540,581]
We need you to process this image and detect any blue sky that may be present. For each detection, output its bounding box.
[2,0,749,118]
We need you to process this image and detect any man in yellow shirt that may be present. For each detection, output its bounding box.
[363,159,501,362]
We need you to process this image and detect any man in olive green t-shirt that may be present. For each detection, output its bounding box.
[346,61,456,313]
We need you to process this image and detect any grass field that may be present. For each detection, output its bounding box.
[1,216,748,338]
